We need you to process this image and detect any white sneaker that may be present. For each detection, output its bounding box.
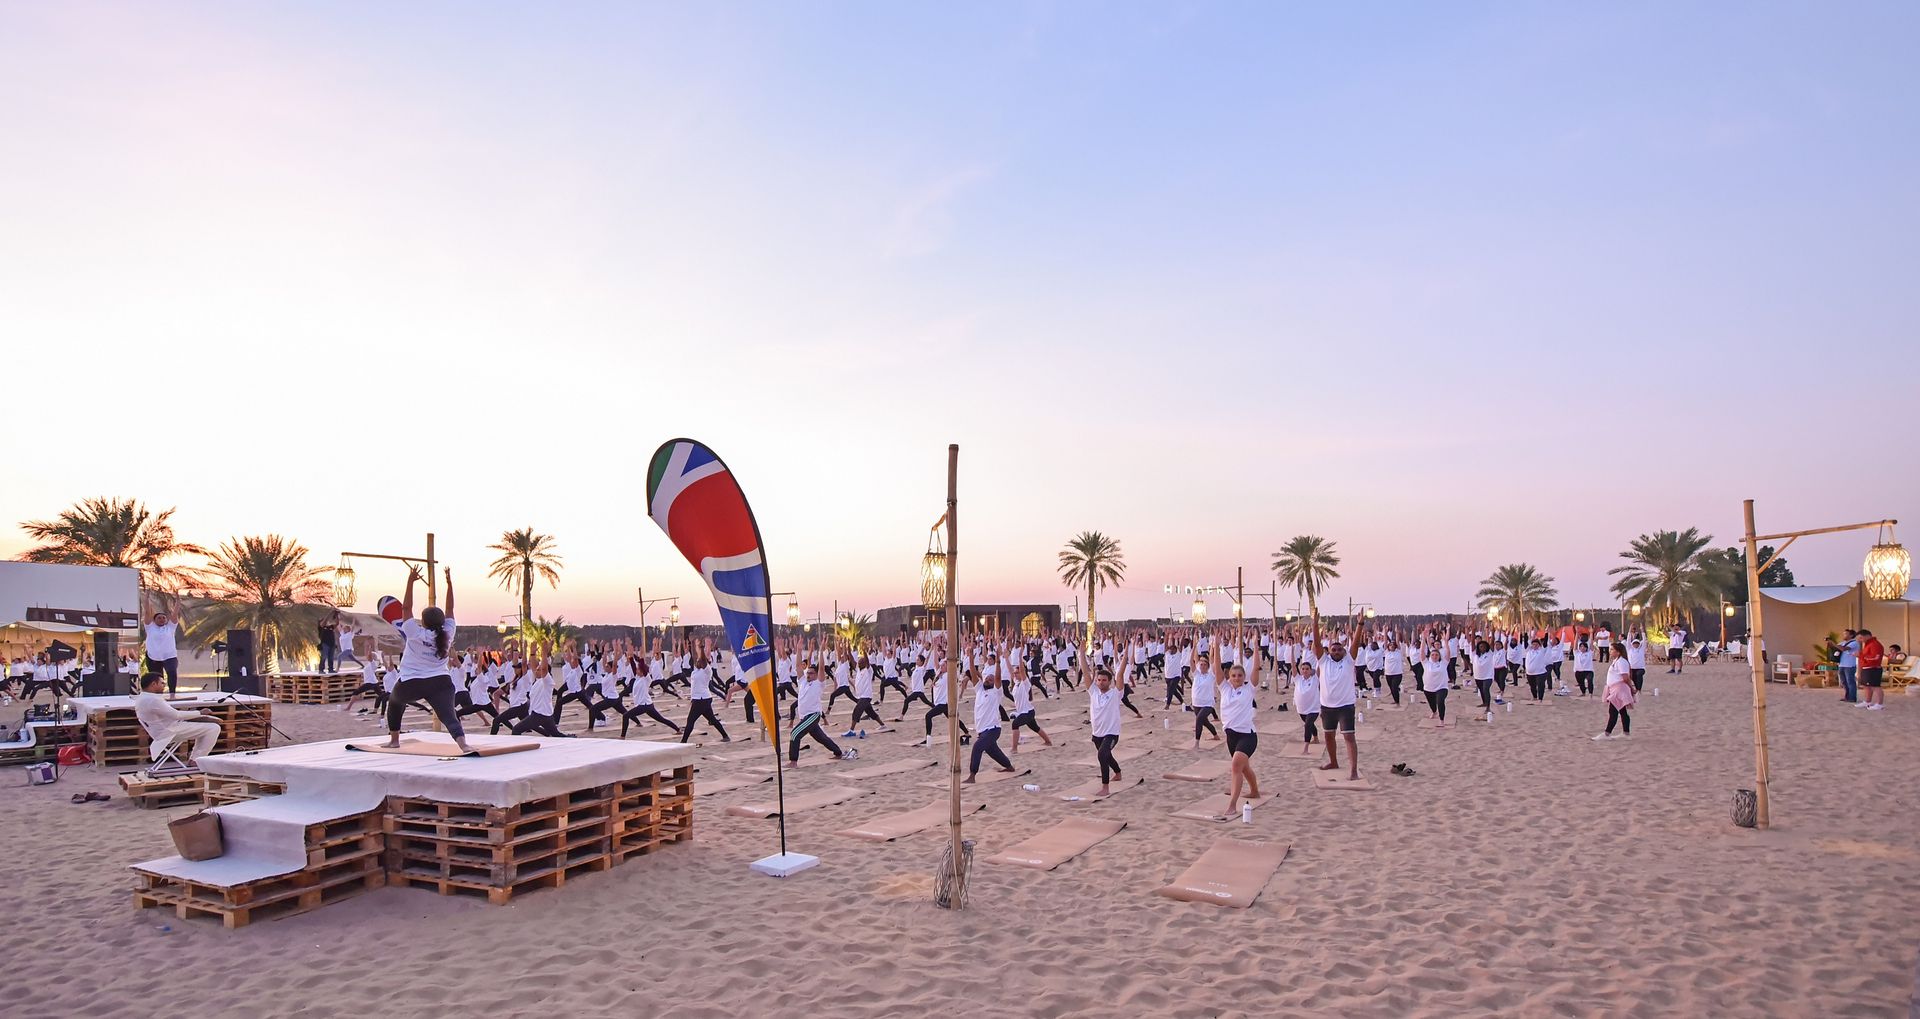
[1867,704,1884,711]
[1855,702,1872,708]
[1590,733,1609,741]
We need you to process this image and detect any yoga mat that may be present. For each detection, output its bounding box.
[917,767,1030,789]
[835,799,986,842]
[839,758,937,781]
[1155,838,1290,908]
[697,775,772,796]
[983,817,1128,870]
[1161,758,1231,783]
[1311,770,1375,791]
[746,755,837,775]
[707,749,768,763]
[1070,745,1153,768]
[1171,791,1278,822]
[1058,775,1144,803]
[724,785,870,818]
[344,739,539,758]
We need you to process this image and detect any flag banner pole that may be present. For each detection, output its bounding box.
[646,438,814,876]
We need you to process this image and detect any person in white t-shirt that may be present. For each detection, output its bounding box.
[1087,666,1125,798]
[380,567,473,753]
[1188,651,1223,750]
[1220,658,1262,816]
[965,663,1017,783]
[1313,613,1363,782]
[140,590,185,695]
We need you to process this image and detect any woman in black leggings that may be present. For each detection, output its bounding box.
[1418,642,1449,726]
[787,666,846,762]
[379,567,475,754]
[678,640,732,743]
[965,669,1016,782]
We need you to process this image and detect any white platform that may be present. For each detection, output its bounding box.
[197,734,703,808]
[70,691,271,715]
[750,852,821,878]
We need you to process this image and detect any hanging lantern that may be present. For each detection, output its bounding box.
[669,602,681,625]
[1864,529,1910,601]
[332,560,357,608]
[786,599,801,626]
[1232,600,1244,619]
[1365,608,1377,619]
[922,525,949,612]
[1192,598,1207,625]
[1064,608,1076,625]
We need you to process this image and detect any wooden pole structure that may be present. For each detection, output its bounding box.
[426,532,436,606]
[1235,566,1244,674]
[943,444,964,904]
[1741,499,1771,829]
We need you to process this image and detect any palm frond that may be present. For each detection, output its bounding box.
[17,497,205,591]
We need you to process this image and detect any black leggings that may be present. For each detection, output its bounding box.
[789,712,842,763]
[680,698,730,742]
[849,697,885,728]
[924,703,968,738]
[1301,712,1319,743]
[1606,705,1631,735]
[1165,676,1184,708]
[513,708,565,738]
[455,691,498,725]
[1385,674,1403,705]
[970,728,1013,775]
[1193,705,1219,740]
[387,674,466,739]
[897,691,932,718]
[1424,688,1447,722]
[827,686,853,712]
[620,701,678,737]
[582,695,622,727]
[1091,733,1122,784]
[1120,689,1142,718]
[1575,670,1594,696]
[1528,674,1548,701]
[879,677,908,702]
[1476,679,1493,709]
[491,703,527,734]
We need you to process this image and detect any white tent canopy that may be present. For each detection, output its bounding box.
[1758,582,1918,666]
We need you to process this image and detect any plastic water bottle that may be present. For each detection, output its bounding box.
[1356,710,1365,725]
[1653,688,1660,697]
[1505,702,1512,714]
[1163,718,1170,730]
[1240,802,1253,824]
[1022,783,1039,792]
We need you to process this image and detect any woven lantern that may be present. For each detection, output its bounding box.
[1863,531,1909,601]
[786,599,801,626]
[922,528,949,613]
[1192,598,1207,625]
[332,560,357,608]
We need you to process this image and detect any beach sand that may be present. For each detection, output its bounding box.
[2,660,1914,1018]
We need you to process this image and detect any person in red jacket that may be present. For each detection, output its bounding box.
[1856,629,1887,711]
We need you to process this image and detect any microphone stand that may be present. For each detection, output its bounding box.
[211,689,298,747]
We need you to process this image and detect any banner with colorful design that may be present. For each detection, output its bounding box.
[646,439,778,743]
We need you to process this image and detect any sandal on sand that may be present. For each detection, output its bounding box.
[71,793,88,804]
[85,791,110,802]
[1390,763,1417,777]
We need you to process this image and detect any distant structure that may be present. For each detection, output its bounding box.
[875,603,1060,637]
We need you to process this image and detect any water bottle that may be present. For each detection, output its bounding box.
[1356,710,1365,725]
[1505,702,1512,714]
[1163,718,1170,730]
[1022,783,1039,792]
[1653,688,1660,697]
[1240,802,1253,824]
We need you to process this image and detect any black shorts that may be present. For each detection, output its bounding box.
[1860,667,1884,688]
[1225,729,1258,756]
[1320,703,1356,733]
[1667,648,1683,661]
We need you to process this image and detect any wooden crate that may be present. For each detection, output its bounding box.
[612,766,694,862]
[119,772,205,809]
[131,808,386,927]
[89,701,273,768]
[201,775,287,807]
[266,672,361,705]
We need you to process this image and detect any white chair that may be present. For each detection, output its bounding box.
[142,722,200,778]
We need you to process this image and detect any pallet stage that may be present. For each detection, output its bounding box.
[117,772,290,809]
[133,736,701,922]
[266,671,361,705]
[70,692,273,769]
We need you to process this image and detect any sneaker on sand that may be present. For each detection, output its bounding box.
[1867,704,1885,711]
[1591,733,1610,741]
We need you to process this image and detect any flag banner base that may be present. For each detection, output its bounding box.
[750,852,820,878]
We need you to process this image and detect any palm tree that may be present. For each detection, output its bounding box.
[1609,527,1720,629]
[1271,535,1341,622]
[1057,531,1126,650]
[839,611,877,654]
[185,535,333,673]
[18,497,204,591]
[1475,563,1560,630]
[487,528,563,634]
[515,615,578,658]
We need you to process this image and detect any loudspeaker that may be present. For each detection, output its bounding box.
[84,631,118,697]
[222,628,259,695]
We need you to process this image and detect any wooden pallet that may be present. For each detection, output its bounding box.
[201,775,286,806]
[119,772,205,809]
[88,703,272,768]
[134,851,385,928]
[266,672,361,705]
[609,766,695,861]
[387,846,611,905]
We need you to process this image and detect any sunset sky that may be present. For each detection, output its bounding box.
[2,3,1914,626]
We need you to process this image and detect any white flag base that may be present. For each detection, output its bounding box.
[751,852,819,878]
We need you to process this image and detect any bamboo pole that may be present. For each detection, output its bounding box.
[944,444,963,904]
[1742,499,1771,828]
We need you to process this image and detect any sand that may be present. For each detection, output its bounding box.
[2,661,1915,1017]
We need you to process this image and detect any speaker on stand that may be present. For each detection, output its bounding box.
[222,629,259,696]
[85,631,119,697]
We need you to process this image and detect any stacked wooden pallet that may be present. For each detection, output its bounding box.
[132,810,386,928]
[201,774,287,806]
[118,771,206,809]
[611,764,695,862]
[87,701,272,768]
[383,786,616,904]
[266,671,360,705]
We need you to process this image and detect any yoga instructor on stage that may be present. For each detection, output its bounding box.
[382,566,476,754]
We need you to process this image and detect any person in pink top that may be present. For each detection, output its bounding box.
[1592,653,1637,740]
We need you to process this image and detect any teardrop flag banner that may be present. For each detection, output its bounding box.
[646,438,787,850]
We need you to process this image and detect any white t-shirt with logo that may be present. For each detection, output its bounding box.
[395,617,456,681]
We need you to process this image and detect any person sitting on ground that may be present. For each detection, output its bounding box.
[132,671,221,764]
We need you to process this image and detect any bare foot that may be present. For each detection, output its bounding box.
[382,736,401,748]
[1348,770,1359,781]
[1317,762,1338,771]
[999,765,1016,773]
[1094,786,1110,798]
[963,776,977,785]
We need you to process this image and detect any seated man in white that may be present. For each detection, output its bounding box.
[132,672,221,764]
